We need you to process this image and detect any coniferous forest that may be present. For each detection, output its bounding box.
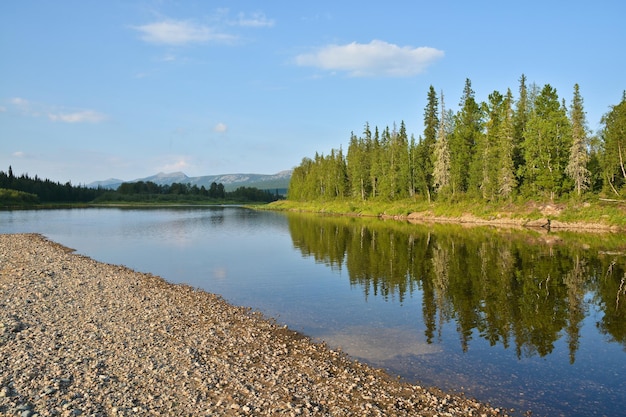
[288,76,626,203]
[0,167,282,206]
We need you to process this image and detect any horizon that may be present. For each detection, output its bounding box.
[87,169,293,186]
[2,1,625,185]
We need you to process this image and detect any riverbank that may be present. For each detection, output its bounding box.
[266,199,626,232]
[0,234,510,416]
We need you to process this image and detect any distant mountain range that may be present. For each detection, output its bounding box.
[88,170,292,192]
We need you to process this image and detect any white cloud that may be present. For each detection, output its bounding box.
[160,157,191,172]
[0,106,6,112]
[7,97,106,123]
[12,151,26,158]
[10,97,29,107]
[295,40,444,77]
[133,19,235,45]
[236,12,275,28]
[10,97,36,115]
[48,110,107,123]
[214,122,228,133]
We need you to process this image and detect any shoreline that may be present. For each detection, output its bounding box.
[265,198,626,233]
[0,233,510,416]
[271,205,624,233]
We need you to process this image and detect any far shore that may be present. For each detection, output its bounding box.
[265,199,626,233]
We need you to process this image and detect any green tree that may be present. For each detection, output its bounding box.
[347,125,373,200]
[522,84,572,199]
[396,121,411,198]
[433,92,451,194]
[451,79,484,195]
[414,86,439,202]
[478,91,504,199]
[513,74,530,184]
[329,147,348,198]
[288,157,316,201]
[376,126,395,199]
[498,89,517,198]
[477,89,517,200]
[600,91,626,196]
[369,127,382,198]
[565,84,591,197]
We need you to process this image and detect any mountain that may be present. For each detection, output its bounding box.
[137,171,191,186]
[88,178,124,188]
[88,170,292,192]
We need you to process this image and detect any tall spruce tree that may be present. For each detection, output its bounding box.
[513,75,530,182]
[479,91,505,199]
[396,121,411,198]
[498,89,517,198]
[347,132,362,199]
[414,86,439,202]
[565,84,591,197]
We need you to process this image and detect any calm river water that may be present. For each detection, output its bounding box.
[1,207,625,416]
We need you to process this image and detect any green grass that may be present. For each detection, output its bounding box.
[267,197,626,229]
[0,188,39,206]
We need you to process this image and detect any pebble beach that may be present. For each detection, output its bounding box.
[0,233,509,416]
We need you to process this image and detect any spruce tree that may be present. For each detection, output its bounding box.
[565,84,591,197]
[513,74,530,181]
[396,121,411,198]
[480,91,504,200]
[451,79,484,195]
[498,89,517,198]
[415,86,439,202]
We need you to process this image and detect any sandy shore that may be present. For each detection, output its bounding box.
[0,234,509,416]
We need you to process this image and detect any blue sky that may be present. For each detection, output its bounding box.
[1,1,624,185]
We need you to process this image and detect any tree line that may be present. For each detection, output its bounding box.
[99,180,281,203]
[0,166,103,203]
[0,167,282,204]
[289,76,626,202]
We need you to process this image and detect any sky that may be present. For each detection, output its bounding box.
[1,0,625,185]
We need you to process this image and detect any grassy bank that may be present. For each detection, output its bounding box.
[267,198,626,230]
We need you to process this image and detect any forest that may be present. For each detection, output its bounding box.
[0,167,282,205]
[288,76,626,203]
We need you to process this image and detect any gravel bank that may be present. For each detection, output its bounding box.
[0,234,509,416]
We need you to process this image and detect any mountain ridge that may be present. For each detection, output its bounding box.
[88,170,292,192]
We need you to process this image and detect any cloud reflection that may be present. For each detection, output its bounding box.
[318,325,440,364]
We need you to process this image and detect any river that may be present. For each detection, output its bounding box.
[1,206,625,416]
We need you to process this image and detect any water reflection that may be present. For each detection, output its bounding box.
[287,213,626,362]
[319,325,441,362]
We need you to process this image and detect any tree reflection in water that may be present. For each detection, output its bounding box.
[287,213,626,362]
